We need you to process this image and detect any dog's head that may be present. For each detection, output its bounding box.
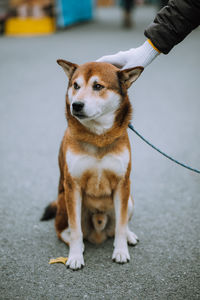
[57,60,143,133]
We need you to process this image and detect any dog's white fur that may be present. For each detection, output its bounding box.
[66,148,130,179]
[54,61,143,270]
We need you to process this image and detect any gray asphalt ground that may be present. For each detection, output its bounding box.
[0,5,200,300]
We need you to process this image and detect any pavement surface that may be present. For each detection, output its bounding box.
[0,6,200,300]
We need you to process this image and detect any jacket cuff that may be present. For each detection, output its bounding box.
[147,39,161,53]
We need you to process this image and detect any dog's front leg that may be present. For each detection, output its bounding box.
[65,181,84,270]
[112,180,130,264]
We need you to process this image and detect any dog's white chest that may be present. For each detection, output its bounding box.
[66,148,130,179]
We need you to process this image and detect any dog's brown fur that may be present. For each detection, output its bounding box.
[41,61,143,269]
[56,65,132,240]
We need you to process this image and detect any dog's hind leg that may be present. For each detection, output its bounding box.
[60,227,70,245]
[127,228,138,245]
[127,195,134,221]
[55,141,70,243]
[127,196,139,246]
[55,192,69,243]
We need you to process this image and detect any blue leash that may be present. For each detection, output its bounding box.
[128,123,200,174]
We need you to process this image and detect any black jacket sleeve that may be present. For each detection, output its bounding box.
[144,0,200,54]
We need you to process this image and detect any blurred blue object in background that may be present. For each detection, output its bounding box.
[56,0,94,28]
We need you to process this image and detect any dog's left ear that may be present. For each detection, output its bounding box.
[119,66,144,89]
[57,59,79,79]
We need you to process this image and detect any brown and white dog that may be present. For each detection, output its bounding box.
[41,60,143,270]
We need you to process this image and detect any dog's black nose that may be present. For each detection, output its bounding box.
[98,220,102,224]
[72,102,84,113]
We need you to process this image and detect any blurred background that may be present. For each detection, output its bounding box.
[0,1,200,299]
[0,0,168,35]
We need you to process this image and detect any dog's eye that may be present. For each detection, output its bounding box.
[93,83,104,91]
[73,82,80,90]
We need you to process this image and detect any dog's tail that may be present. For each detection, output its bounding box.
[40,200,57,221]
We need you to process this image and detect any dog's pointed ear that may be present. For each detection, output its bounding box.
[57,59,79,78]
[119,66,144,89]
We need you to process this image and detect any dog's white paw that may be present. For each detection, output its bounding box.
[112,247,130,264]
[66,254,84,270]
[127,230,139,246]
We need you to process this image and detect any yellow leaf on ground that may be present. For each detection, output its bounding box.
[49,257,68,265]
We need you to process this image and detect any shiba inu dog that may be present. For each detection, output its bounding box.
[41,60,143,270]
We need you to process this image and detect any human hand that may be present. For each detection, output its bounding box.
[96,40,160,69]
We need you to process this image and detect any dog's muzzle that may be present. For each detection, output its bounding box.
[72,101,86,119]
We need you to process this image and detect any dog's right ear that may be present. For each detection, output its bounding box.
[57,59,79,78]
[118,66,144,89]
